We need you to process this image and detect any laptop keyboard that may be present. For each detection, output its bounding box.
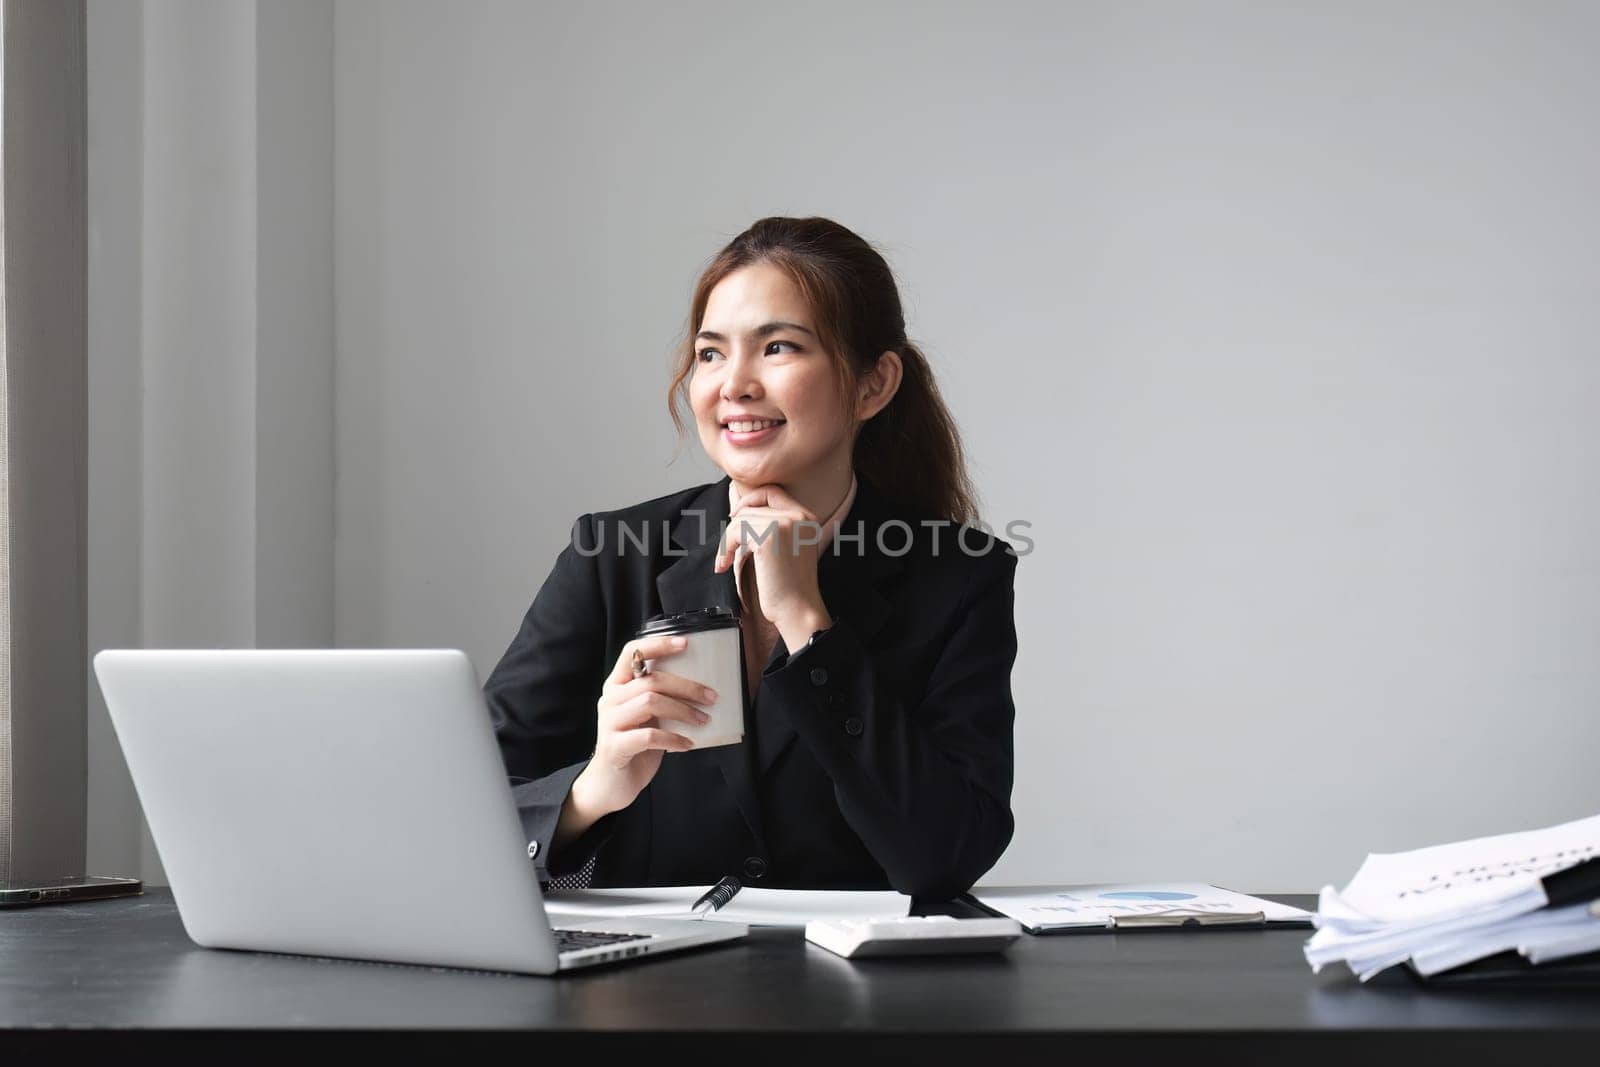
[553,928,652,953]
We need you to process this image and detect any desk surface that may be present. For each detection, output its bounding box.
[3,889,1596,1062]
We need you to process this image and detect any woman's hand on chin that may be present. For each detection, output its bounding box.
[715,483,831,646]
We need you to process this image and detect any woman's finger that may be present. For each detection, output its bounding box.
[735,485,812,520]
[607,633,688,685]
[604,689,712,731]
[716,509,780,572]
[615,668,718,707]
[715,530,752,576]
[618,726,695,758]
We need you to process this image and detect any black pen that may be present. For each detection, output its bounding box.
[690,876,742,919]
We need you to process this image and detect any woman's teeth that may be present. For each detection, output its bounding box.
[727,419,783,433]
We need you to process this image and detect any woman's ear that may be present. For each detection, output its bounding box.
[857,350,904,422]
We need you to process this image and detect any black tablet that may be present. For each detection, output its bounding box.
[0,875,143,907]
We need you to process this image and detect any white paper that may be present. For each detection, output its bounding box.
[969,884,1312,930]
[1328,812,1600,925]
[1302,811,1600,979]
[1522,920,1600,965]
[541,885,911,928]
[1305,889,1547,971]
[1407,902,1596,976]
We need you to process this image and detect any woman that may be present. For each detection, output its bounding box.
[484,216,1017,901]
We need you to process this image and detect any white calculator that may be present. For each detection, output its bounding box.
[804,915,1024,958]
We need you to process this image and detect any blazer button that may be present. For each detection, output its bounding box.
[843,716,864,737]
[526,840,540,859]
[743,856,768,880]
[809,667,829,687]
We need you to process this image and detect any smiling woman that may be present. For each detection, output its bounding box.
[483,217,1019,900]
[672,220,976,529]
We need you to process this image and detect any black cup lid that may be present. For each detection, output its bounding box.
[636,606,740,637]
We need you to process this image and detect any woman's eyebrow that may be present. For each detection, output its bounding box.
[695,321,816,342]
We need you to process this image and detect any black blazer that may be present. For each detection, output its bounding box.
[483,472,1018,900]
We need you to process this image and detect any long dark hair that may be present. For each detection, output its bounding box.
[668,217,978,526]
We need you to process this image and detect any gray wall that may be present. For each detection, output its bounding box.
[94,0,1600,891]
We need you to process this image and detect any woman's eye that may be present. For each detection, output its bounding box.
[696,342,797,362]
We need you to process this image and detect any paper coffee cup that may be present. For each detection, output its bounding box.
[636,607,744,749]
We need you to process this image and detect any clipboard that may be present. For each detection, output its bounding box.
[1105,908,1267,929]
[962,884,1315,934]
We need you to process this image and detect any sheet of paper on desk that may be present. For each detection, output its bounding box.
[1318,811,1600,927]
[1302,811,1600,980]
[968,884,1313,931]
[541,885,912,928]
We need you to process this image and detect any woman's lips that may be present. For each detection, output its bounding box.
[723,421,784,446]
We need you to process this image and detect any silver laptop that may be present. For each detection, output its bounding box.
[92,648,747,974]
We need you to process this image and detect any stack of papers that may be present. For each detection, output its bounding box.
[1305,812,1600,981]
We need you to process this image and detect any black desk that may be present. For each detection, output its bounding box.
[3,889,1595,1063]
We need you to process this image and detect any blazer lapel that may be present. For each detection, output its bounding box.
[654,476,768,849]
[655,475,739,618]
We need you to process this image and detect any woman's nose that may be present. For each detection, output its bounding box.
[720,351,763,400]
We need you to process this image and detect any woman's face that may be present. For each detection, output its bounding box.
[689,262,854,488]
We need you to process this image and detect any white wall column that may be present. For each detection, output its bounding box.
[86,0,334,886]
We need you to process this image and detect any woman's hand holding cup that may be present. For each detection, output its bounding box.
[570,634,717,818]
